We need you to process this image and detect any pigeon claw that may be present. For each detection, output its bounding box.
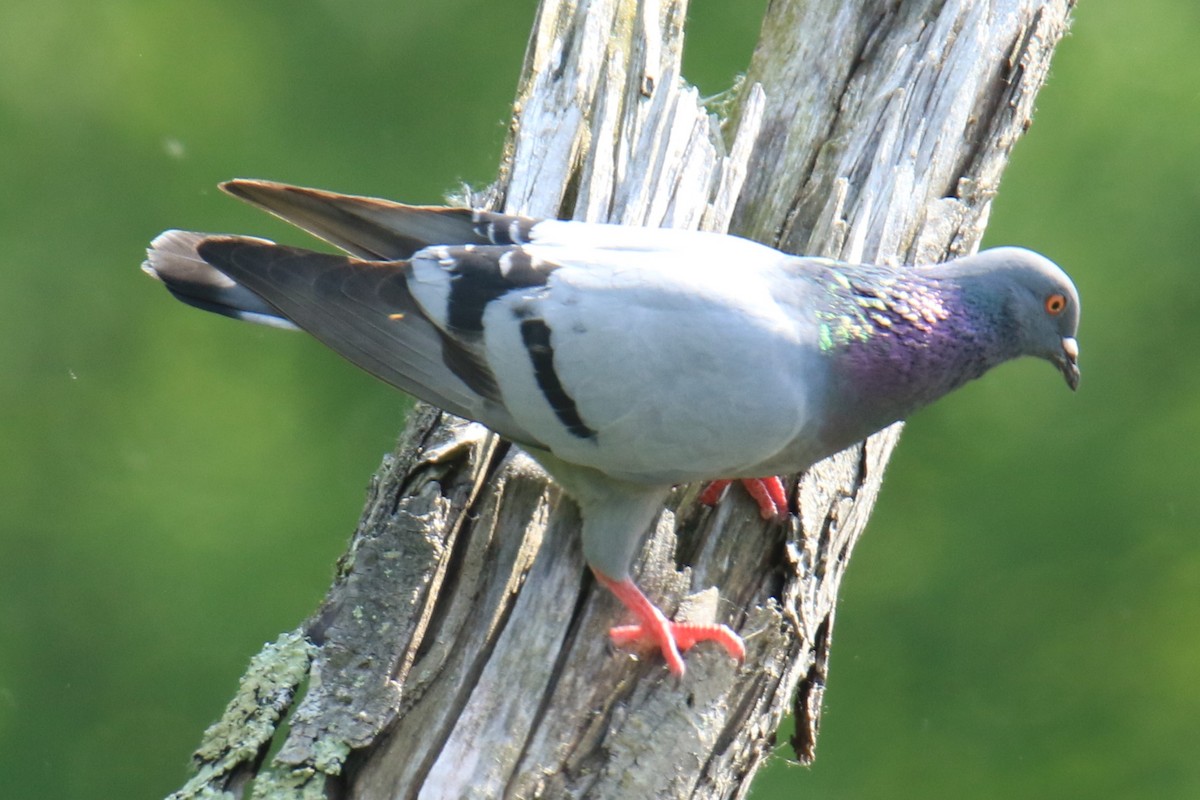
[697,479,732,507]
[608,621,745,676]
[699,477,790,519]
[595,572,745,676]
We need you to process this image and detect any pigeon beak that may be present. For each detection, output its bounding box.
[1056,337,1080,391]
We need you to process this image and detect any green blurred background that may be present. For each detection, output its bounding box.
[2,1,1196,797]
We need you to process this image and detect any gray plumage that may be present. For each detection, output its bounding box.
[143,180,1081,674]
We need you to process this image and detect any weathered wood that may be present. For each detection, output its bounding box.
[166,1,1074,798]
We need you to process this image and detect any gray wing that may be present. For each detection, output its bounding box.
[143,230,538,445]
[221,179,538,260]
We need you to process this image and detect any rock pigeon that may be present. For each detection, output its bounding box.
[142,180,1081,675]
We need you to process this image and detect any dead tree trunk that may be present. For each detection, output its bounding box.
[168,1,1075,797]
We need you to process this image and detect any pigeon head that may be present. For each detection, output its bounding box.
[951,247,1081,391]
[810,246,1081,455]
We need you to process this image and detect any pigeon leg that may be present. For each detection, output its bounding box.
[699,477,789,519]
[593,570,745,675]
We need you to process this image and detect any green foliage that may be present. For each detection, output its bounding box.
[1,2,1195,798]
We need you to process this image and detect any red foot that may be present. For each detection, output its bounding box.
[594,570,745,676]
[699,476,789,519]
[697,480,730,507]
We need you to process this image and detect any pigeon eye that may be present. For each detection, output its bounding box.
[1045,293,1067,315]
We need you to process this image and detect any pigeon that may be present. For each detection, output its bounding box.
[142,180,1081,676]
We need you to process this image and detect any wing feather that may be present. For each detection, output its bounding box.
[145,231,536,444]
[221,180,540,260]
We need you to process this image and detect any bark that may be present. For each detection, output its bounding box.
[166,1,1075,798]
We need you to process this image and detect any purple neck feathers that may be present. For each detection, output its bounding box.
[815,265,1017,448]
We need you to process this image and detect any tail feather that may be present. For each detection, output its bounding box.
[142,230,299,330]
[143,230,536,445]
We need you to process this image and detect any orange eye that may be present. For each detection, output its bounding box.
[1045,293,1067,315]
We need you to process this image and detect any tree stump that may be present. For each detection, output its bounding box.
[167,1,1076,797]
